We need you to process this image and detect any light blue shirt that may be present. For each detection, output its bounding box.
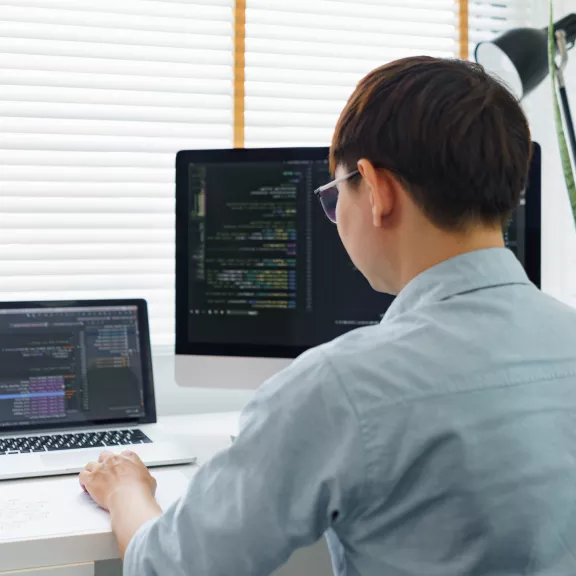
[125,248,576,576]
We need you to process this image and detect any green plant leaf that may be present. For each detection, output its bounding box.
[548,0,576,227]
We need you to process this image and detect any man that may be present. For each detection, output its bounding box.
[80,57,576,575]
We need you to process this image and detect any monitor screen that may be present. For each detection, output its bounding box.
[0,303,153,431]
[176,146,541,358]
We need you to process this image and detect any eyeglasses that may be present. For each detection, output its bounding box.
[313,169,360,224]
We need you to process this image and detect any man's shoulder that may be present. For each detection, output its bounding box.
[534,290,576,321]
[256,324,399,405]
[289,323,420,409]
[319,320,417,366]
[264,287,576,410]
[319,288,576,406]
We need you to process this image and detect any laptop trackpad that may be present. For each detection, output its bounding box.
[41,448,107,468]
[2,453,44,474]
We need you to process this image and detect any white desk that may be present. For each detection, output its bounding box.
[0,412,333,576]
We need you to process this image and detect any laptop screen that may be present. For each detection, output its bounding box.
[0,304,148,431]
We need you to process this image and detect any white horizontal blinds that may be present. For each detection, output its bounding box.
[244,0,462,148]
[0,0,235,347]
[468,0,531,59]
[244,0,531,148]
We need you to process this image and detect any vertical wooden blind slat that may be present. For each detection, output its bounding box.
[233,0,246,148]
[459,0,469,59]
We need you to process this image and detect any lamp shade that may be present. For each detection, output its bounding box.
[475,27,549,99]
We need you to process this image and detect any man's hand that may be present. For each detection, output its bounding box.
[80,451,162,558]
[80,450,157,511]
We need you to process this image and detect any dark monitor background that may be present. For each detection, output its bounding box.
[176,145,541,359]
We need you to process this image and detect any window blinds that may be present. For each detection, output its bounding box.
[244,0,531,147]
[0,0,531,348]
[0,0,234,347]
[469,0,530,59]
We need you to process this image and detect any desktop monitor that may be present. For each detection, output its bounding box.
[176,145,541,359]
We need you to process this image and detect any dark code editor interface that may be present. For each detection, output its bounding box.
[186,160,527,349]
[0,306,145,429]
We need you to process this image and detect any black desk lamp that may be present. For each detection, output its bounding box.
[475,13,576,162]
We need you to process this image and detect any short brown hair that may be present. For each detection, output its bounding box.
[330,57,532,230]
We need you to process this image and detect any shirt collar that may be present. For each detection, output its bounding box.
[383,248,533,322]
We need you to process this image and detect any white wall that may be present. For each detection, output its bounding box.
[526,0,576,306]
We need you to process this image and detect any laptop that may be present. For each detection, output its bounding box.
[0,299,196,481]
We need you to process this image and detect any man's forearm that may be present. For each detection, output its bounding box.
[108,487,163,558]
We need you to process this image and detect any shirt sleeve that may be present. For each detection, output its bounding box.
[123,348,368,576]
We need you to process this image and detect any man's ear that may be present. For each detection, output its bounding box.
[357,159,397,228]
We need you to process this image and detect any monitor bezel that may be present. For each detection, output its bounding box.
[175,145,542,359]
[0,298,157,434]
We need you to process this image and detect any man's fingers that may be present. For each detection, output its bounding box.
[79,468,92,492]
[122,449,143,464]
[79,460,98,490]
[99,450,114,463]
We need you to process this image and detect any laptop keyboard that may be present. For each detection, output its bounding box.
[0,429,152,455]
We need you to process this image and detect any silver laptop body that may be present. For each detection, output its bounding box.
[0,299,196,481]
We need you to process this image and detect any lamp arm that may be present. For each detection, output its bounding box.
[555,30,570,87]
[555,30,576,166]
[552,14,576,48]
[549,1,576,225]
[558,86,576,165]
